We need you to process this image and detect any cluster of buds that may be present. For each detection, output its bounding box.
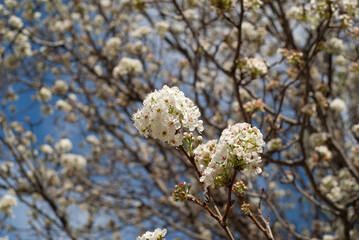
[279,48,303,64]
[183,132,195,142]
[233,181,248,195]
[243,99,265,114]
[241,203,251,215]
[172,182,192,202]
[183,132,203,156]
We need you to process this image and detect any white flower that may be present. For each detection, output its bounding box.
[113,57,143,76]
[330,98,346,112]
[68,93,77,102]
[94,64,103,76]
[137,228,167,240]
[39,144,53,154]
[200,123,265,189]
[86,135,99,145]
[52,79,68,94]
[132,85,204,147]
[61,153,87,170]
[55,99,72,112]
[55,138,72,152]
[8,15,23,29]
[38,87,52,102]
[0,194,17,216]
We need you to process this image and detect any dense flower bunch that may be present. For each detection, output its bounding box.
[193,140,217,172]
[133,85,204,146]
[200,123,265,189]
[137,228,167,240]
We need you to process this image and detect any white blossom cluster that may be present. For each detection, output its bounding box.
[133,85,204,146]
[137,228,167,240]
[200,123,265,189]
[155,21,170,37]
[8,15,23,29]
[320,168,359,202]
[55,99,72,112]
[314,145,332,160]
[241,22,259,40]
[309,132,328,147]
[37,87,52,102]
[55,138,73,152]
[0,194,17,216]
[130,26,152,39]
[52,79,68,95]
[193,140,217,172]
[113,57,143,77]
[267,138,282,151]
[39,144,54,154]
[330,98,346,112]
[243,58,268,75]
[61,153,87,171]
[104,37,122,55]
[328,37,344,54]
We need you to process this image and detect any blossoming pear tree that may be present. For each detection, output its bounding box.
[0,0,359,239]
[133,86,271,239]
